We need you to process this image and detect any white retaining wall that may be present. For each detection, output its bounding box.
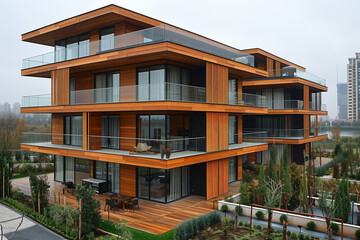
[218,194,360,238]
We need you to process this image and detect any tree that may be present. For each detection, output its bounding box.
[334,143,342,157]
[29,172,50,213]
[263,178,283,239]
[0,157,12,199]
[299,167,308,213]
[269,145,278,183]
[239,183,251,205]
[76,184,101,238]
[283,163,292,210]
[0,115,26,156]
[318,191,340,240]
[334,177,351,223]
[257,165,266,204]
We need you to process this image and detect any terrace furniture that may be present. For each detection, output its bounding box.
[62,182,75,195]
[130,142,156,155]
[126,198,140,212]
[82,178,107,194]
[112,195,131,210]
[104,199,118,213]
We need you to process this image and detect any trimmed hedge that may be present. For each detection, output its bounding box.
[255,210,264,220]
[1,197,78,239]
[306,220,316,231]
[331,222,340,234]
[315,152,346,176]
[174,211,221,240]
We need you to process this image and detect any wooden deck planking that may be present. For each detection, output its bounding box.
[11,173,240,235]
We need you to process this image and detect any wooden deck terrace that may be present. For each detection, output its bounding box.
[12,173,240,235]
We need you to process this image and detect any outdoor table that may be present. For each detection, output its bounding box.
[112,195,131,210]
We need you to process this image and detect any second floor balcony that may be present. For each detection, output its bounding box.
[21,83,266,108]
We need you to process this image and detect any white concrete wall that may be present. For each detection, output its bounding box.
[218,194,360,238]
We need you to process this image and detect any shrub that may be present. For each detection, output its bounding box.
[221,204,228,216]
[306,221,316,231]
[254,224,261,230]
[225,198,234,203]
[255,210,264,220]
[304,234,310,240]
[197,215,206,230]
[70,229,78,238]
[355,229,360,240]
[279,214,287,224]
[244,222,250,227]
[238,220,243,226]
[286,231,291,236]
[298,233,304,240]
[88,232,94,240]
[331,222,340,234]
[235,205,243,216]
[290,232,297,240]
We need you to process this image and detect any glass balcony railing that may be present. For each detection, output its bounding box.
[22,94,51,107]
[270,68,326,86]
[309,102,327,111]
[268,100,304,110]
[229,131,268,145]
[22,25,254,69]
[69,83,206,105]
[228,92,266,108]
[243,128,314,138]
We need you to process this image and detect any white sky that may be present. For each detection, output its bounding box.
[1,0,358,118]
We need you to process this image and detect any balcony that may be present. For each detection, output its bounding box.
[22,25,254,69]
[21,84,267,108]
[268,100,304,110]
[243,128,320,139]
[228,92,266,108]
[309,102,327,111]
[21,131,268,160]
[229,131,267,148]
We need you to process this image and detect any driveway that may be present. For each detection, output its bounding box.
[0,203,65,240]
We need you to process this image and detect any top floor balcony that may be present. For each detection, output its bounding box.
[22,25,254,70]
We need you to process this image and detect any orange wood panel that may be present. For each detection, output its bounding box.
[218,158,228,195]
[88,112,102,150]
[303,85,309,110]
[51,68,70,106]
[119,66,136,102]
[90,160,94,178]
[237,156,242,180]
[74,72,93,91]
[248,153,256,164]
[238,114,243,143]
[82,112,88,150]
[275,61,280,76]
[206,62,229,104]
[305,143,310,155]
[90,29,99,55]
[237,79,243,100]
[219,113,229,150]
[242,78,327,92]
[120,164,136,197]
[120,113,136,151]
[206,112,217,152]
[315,115,318,136]
[52,114,63,144]
[206,160,219,200]
[265,134,328,145]
[303,115,310,137]
[267,58,274,76]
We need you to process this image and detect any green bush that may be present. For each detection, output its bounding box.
[298,233,304,240]
[355,229,360,240]
[290,232,297,240]
[255,210,264,220]
[304,234,310,240]
[88,232,94,240]
[306,221,316,231]
[254,224,261,230]
[235,205,243,216]
[221,204,228,216]
[315,152,345,176]
[238,220,243,226]
[286,231,291,236]
[244,222,250,227]
[331,222,340,234]
[279,214,287,224]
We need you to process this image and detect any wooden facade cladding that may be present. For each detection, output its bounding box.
[248,153,256,164]
[303,85,309,110]
[21,101,268,114]
[82,112,88,150]
[265,134,328,145]
[119,113,136,151]
[268,109,328,115]
[120,164,136,197]
[238,114,243,143]
[315,115,318,136]
[51,68,70,106]
[88,112,102,150]
[52,114,63,144]
[206,62,228,104]
[206,158,228,200]
[237,156,242,180]
[303,114,310,138]
[242,78,327,92]
[206,112,229,152]
[21,142,268,170]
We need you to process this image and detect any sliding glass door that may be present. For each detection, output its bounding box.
[137,65,165,101]
[95,71,120,103]
[102,115,120,149]
[228,157,237,183]
[229,115,238,144]
[64,116,82,146]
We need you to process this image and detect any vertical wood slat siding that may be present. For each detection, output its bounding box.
[206,112,229,152]
[238,114,243,143]
[120,164,136,197]
[303,85,309,110]
[90,160,94,178]
[315,115,318,136]
[120,113,136,151]
[119,67,136,102]
[82,112,88,150]
[52,114,63,144]
[51,68,70,106]
[206,62,228,104]
[303,115,310,138]
[267,58,274,77]
[218,158,228,195]
[248,153,256,164]
[89,29,99,55]
[88,113,102,150]
[237,156,243,180]
[206,158,228,200]
[275,61,281,76]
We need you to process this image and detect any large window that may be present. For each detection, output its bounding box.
[95,71,120,103]
[228,79,237,104]
[229,115,238,144]
[100,27,114,51]
[108,163,120,194]
[102,115,120,149]
[65,157,75,183]
[55,34,90,62]
[137,166,190,203]
[75,158,91,184]
[55,156,64,182]
[64,116,83,146]
[228,157,237,183]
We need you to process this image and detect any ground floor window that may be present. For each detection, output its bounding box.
[228,157,237,183]
[75,159,91,184]
[137,166,190,203]
[55,156,64,182]
[94,160,120,194]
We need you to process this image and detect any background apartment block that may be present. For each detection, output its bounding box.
[347,53,360,121]
[337,82,347,120]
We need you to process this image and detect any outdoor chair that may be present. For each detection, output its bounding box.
[62,182,75,195]
[104,199,117,213]
[126,198,140,212]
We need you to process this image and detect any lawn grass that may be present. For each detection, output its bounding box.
[11,170,54,179]
[99,219,174,240]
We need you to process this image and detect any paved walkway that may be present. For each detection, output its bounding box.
[218,211,353,240]
[0,203,65,240]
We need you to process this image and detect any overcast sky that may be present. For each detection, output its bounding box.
[1,0,358,118]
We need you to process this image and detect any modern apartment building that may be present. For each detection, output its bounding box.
[337,82,347,120]
[20,5,327,202]
[347,53,360,122]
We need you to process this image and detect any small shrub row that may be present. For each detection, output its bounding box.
[255,210,264,220]
[315,152,345,176]
[1,197,78,240]
[174,211,221,240]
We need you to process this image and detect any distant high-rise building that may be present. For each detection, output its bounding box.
[12,102,21,115]
[337,83,347,120]
[3,102,10,113]
[347,53,360,121]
